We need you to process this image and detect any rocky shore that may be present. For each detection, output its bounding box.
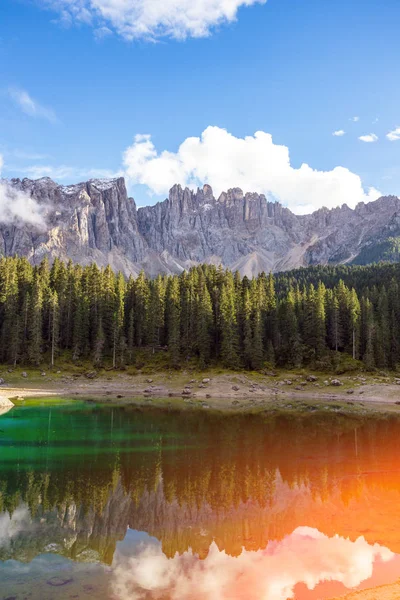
[0,370,399,413]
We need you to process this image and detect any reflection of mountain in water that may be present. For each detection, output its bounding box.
[2,409,400,565]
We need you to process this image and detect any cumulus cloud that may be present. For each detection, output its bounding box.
[123,126,381,214]
[0,155,48,227]
[37,0,266,40]
[387,127,400,142]
[111,527,394,600]
[350,116,360,122]
[359,133,378,143]
[8,87,58,123]
[332,130,346,137]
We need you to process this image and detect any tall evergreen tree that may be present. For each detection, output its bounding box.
[165,277,181,367]
[28,273,44,365]
[48,290,60,367]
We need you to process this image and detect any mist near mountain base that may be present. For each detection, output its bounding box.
[0,156,48,228]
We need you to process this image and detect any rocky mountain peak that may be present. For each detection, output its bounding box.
[2,176,400,277]
[202,183,214,199]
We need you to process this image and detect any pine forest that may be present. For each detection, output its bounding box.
[0,256,399,372]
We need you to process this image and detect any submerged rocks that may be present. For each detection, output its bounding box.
[47,576,73,587]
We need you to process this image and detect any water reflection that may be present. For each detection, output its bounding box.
[1,404,400,598]
[111,528,394,600]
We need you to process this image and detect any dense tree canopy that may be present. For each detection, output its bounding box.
[0,257,399,370]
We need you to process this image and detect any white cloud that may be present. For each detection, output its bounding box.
[387,127,400,142]
[359,133,378,143]
[350,116,360,122]
[38,0,266,40]
[332,130,346,137]
[8,87,58,123]
[123,126,381,214]
[111,527,394,600]
[0,155,48,227]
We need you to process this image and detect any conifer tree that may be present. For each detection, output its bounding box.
[348,288,361,360]
[362,298,375,370]
[134,271,150,347]
[251,281,264,370]
[166,276,181,367]
[148,275,166,351]
[0,259,20,364]
[93,317,105,366]
[279,289,302,367]
[220,275,240,368]
[113,272,126,368]
[242,288,253,369]
[326,289,341,352]
[196,277,213,367]
[49,290,59,367]
[126,308,135,364]
[28,274,43,365]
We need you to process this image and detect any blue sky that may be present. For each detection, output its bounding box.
[1,0,400,212]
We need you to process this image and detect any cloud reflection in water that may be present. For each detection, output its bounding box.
[111,526,394,600]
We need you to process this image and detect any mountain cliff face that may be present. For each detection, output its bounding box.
[3,176,400,276]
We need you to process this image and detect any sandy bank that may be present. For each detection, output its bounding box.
[0,397,14,408]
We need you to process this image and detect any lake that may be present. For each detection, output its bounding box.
[1,401,400,599]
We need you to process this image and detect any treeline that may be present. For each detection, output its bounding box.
[0,256,399,370]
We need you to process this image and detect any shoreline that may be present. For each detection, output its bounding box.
[1,369,400,414]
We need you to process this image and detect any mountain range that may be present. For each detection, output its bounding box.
[3,176,400,276]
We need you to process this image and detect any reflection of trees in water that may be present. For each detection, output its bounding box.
[2,410,400,560]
